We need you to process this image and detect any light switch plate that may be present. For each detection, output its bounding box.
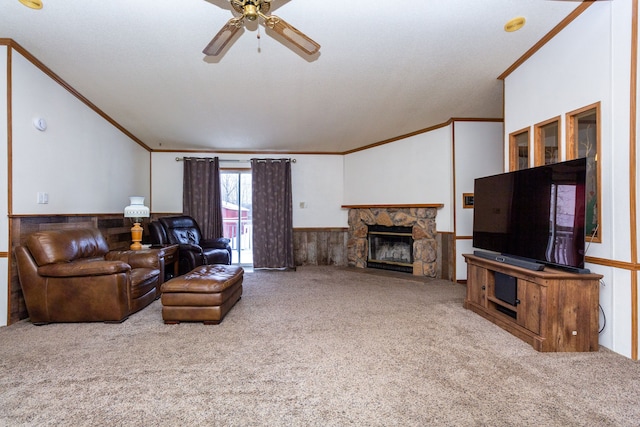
[37,192,49,204]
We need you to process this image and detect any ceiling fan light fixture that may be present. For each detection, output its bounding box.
[18,0,43,9]
[244,4,258,21]
[205,1,320,58]
[504,16,526,32]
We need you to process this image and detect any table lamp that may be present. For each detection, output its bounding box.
[124,196,150,250]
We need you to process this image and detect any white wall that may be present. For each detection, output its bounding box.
[150,153,183,213]
[504,0,634,356]
[11,52,150,214]
[341,121,503,281]
[291,155,347,227]
[151,152,347,227]
[5,47,153,328]
[454,121,503,281]
[0,46,8,326]
[153,122,504,238]
[343,126,453,231]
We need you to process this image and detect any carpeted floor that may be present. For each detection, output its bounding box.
[1,266,639,426]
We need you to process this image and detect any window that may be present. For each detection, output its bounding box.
[220,170,253,265]
[567,102,601,242]
[509,128,530,171]
[534,117,561,166]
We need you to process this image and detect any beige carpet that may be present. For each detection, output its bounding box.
[1,266,639,426]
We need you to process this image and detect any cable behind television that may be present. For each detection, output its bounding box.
[584,223,599,259]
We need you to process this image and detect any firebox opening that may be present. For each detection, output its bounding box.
[367,225,413,273]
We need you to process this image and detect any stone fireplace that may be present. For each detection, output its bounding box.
[345,205,442,277]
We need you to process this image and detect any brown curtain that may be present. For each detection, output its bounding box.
[251,158,294,270]
[182,157,223,239]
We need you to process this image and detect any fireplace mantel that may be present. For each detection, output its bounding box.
[342,204,444,209]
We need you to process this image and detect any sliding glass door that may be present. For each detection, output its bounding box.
[220,170,253,265]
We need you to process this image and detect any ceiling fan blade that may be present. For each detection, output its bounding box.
[264,15,320,55]
[203,17,244,56]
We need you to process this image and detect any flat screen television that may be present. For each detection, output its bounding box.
[472,158,588,273]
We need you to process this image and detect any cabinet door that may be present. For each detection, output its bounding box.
[555,279,599,352]
[516,279,541,334]
[466,264,488,307]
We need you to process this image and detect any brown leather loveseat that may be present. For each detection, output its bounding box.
[14,228,161,325]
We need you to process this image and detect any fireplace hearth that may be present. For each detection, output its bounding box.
[367,225,413,273]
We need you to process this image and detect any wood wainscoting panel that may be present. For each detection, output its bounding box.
[293,228,348,267]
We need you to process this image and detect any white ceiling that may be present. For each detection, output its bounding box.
[1,0,586,153]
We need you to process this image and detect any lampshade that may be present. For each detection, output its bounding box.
[123,196,150,219]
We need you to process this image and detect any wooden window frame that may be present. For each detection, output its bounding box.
[534,116,561,166]
[509,127,530,171]
[566,102,601,243]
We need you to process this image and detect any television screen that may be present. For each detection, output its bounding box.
[472,158,587,270]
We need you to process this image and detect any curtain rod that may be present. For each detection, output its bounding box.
[175,157,296,163]
[175,157,233,162]
[252,158,296,163]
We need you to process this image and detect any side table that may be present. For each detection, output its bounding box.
[144,244,179,285]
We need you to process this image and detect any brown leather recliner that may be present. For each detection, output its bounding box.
[153,216,231,275]
[14,228,161,325]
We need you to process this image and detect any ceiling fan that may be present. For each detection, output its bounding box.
[203,0,320,57]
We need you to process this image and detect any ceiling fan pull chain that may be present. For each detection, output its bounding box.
[257,25,261,52]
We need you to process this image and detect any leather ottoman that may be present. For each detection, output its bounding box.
[160,264,243,324]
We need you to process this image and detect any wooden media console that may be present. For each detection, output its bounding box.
[463,254,602,352]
